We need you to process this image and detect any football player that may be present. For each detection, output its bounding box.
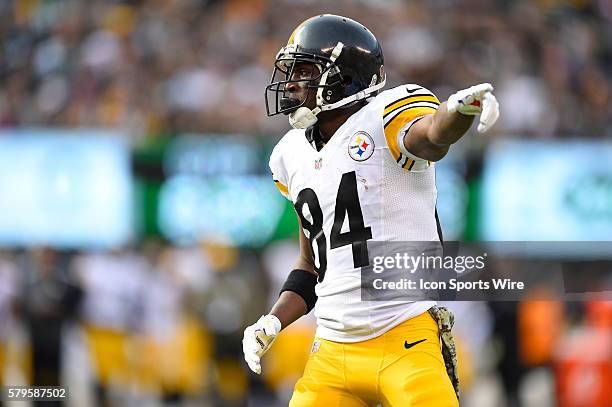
[244,14,499,407]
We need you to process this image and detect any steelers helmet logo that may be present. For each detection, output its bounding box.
[348,131,375,161]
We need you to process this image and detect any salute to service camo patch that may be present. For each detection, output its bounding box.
[428,306,460,400]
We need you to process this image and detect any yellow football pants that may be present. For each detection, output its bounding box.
[289,312,458,407]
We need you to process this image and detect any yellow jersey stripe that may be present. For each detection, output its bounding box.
[402,158,415,170]
[383,106,437,161]
[383,102,439,127]
[385,105,438,130]
[384,123,403,161]
[274,180,289,196]
[384,95,440,117]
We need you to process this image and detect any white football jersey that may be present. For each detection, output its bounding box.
[270,84,441,342]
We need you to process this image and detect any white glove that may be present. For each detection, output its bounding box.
[242,314,282,374]
[447,83,500,133]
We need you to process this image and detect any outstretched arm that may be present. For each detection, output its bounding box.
[403,83,500,162]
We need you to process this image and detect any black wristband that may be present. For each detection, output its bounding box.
[280,269,318,313]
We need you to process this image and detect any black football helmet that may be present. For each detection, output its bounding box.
[265,14,386,129]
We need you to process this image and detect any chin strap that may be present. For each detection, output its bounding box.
[288,78,386,129]
[289,41,387,129]
[320,78,386,112]
[289,106,321,129]
[315,42,344,106]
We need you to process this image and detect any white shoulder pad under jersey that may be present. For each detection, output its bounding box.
[370,84,440,172]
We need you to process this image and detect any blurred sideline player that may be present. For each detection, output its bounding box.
[136,247,212,401]
[76,248,212,403]
[0,253,19,386]
[243,14,499,406]
[74,250,147,402]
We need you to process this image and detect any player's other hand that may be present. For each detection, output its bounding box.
[242,314,282,374]
[447,83,500,133]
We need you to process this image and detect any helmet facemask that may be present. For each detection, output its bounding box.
[265,42,386,129]
[265,48,342,117]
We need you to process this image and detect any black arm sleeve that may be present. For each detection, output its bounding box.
[280,269,318,313]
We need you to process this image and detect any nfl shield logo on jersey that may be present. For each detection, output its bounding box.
[348,131,375,161]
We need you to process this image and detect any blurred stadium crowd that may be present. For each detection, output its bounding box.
[1,0,612,407]
[1,0,612,139]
